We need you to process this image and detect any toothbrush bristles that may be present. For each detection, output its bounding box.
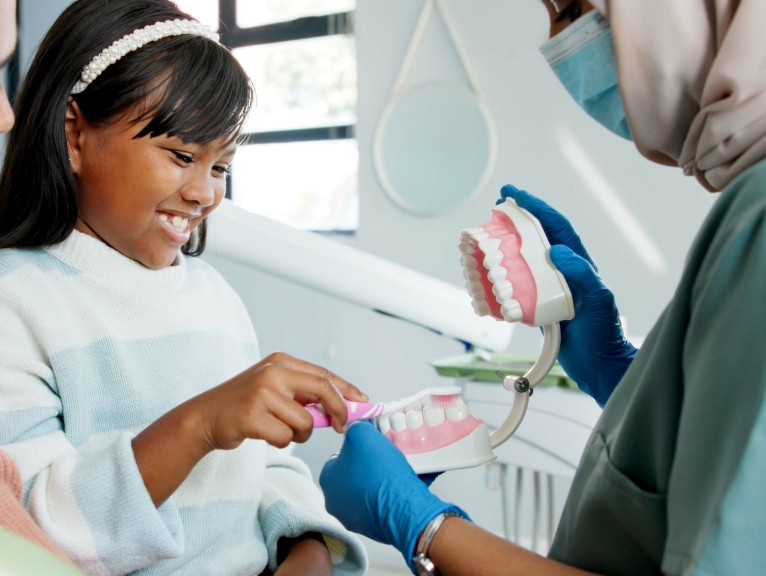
[428,394,462,409]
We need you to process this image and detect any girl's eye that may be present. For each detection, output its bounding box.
[213,165,232,177]
[172,151,193,164]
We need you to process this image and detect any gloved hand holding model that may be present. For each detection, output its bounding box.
[319,421,468,569]
[498,184,637,407]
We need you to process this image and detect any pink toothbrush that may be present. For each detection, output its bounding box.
[307,386,461,428]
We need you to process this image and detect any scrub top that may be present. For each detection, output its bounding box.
[548,158,766,576]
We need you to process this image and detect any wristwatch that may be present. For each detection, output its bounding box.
[412,512,463,576]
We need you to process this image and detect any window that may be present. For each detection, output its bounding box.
[173,0,358,233]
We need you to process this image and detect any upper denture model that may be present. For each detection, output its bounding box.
[459,198,574,327]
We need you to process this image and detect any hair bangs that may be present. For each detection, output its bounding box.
[134,37,253,146]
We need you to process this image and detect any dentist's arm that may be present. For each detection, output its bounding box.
[321,423,600,576]
[428,517,596,576]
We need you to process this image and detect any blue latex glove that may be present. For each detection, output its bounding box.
[320,422,468,571]
[498,184,638,407]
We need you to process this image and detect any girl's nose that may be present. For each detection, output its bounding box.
[181,172,218,208]
[0,89,14,134]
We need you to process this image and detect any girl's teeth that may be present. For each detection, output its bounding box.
[159,213,189,230]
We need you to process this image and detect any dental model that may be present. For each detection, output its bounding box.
[373,390,495,474]
[307,386,496,474]
[456,197,576,452]
[459,198,574,327]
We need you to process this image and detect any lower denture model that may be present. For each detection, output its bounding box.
[307,387,496,474]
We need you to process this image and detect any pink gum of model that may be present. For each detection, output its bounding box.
[382,415,484,454]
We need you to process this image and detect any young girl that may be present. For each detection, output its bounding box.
[0,1,368,574]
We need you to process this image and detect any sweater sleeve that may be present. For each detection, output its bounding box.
[258,444,368,576]
[0,304,184,576]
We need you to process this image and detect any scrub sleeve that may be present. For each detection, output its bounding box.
[548,158,766,576]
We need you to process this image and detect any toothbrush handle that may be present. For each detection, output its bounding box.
[306,401,385,428]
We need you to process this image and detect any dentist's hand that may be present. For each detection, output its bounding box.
[498,184,638,406]
[320,422,468,567]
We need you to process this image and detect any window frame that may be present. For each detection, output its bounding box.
[217,0,356,202]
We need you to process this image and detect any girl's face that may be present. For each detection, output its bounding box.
[66,101,236,269]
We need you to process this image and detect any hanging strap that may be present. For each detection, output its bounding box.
[386,0,487,101]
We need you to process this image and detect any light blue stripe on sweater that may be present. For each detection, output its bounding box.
[49,333,258,446]
[0,406,60,444]
[0,247,82,278]
[69,432,183,575]
[124,500,267,575]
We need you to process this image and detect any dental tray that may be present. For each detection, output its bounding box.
[431,352,576,390]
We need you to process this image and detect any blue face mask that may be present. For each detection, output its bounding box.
[540,11,632,141]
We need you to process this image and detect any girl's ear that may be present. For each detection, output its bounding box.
[65,98,85,175]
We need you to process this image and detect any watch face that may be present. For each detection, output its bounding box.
[414,554,437,575]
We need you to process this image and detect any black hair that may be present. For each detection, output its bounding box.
[0,0,253,256]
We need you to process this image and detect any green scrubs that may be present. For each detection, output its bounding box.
[548,158,766,576]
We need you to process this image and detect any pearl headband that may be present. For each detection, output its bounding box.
[71,19,220,95]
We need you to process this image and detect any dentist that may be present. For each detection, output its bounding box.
[321,1,766,575]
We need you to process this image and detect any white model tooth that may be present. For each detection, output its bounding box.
[159,213,169,222]
[391,412,407,432]
[467,281,485,299]
[463,268,480,281]
[488,266,507,283]
[464,227,484,236]
[460,255,478,270]
[405,401,422,413]
[406,410,424,429]
[424,407,445,426]
[472,232,490,241]
[458,241,475,255]
[171,215,184,228]
[492,279,513,300]
[377,415,391,434]
[501,299,523,322]
[478,238,501,253]
[483,251,504,269]
[446,403,469,422]
[472,300,491,317]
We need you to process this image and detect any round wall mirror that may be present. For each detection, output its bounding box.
[374,82,496,216]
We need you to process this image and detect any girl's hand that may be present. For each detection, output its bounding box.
[273,535,331,576]
[195,352,368,451]
[132,352,367,508]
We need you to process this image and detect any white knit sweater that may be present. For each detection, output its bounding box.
[0,230,366,575]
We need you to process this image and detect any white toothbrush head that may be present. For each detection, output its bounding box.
[379,386,461,415]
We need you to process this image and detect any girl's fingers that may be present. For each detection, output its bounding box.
[247,413,297,449]
[267,397,315,444]
[261,363,350,433]
[265,352,369,402]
